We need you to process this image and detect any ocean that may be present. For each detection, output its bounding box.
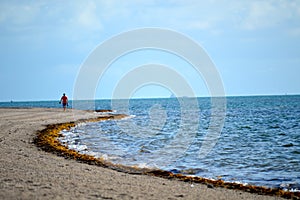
[1,95,300,191]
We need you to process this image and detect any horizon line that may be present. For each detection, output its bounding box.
[1,93,299,103]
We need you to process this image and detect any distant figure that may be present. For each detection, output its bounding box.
[60,93,68,111]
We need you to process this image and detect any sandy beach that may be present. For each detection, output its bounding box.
[0,108,287,199]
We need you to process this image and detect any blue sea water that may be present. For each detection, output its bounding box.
[2,95,300,190]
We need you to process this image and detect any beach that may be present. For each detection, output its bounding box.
[0,108,287,199]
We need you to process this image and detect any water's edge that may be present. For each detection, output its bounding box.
[34,113,300,199]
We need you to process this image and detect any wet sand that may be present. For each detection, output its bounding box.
[0,108,287,199]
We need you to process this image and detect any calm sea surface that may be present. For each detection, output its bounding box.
[2,95,300,190]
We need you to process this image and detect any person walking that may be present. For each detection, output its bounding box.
[60,93,68,111]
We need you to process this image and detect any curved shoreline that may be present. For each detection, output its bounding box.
[34,114,152,175]
[34,111,300,199]
[0,107,297,199]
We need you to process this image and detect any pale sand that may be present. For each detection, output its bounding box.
[0,108,285,200]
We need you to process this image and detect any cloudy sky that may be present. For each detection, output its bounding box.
[0,0,300,101]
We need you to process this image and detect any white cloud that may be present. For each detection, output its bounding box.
[238,0,300,30]
[77,1,102,31]
[288,27,300,37]
[0,1,103,34]
[0,2,40,25]
[1,1,300,29]
[1,0,300,45]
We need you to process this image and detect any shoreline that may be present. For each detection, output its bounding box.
[0,108,297,199]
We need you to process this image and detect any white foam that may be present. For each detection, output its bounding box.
[76,122,87,127]
[100,154,108,160]
[136,163,151,169]
[68,144,87,151]
[289,188,300,192]
[119,115,136,120]
[232,181,249,186]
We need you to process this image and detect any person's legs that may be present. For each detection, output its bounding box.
[63,103,67,111]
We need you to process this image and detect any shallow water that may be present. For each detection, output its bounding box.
[59,96,300,191]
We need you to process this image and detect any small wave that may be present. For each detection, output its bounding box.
[232,181,249,186]
[91,153,123,162]
[100,154,108,160]
[176,168,207,175]
[76,122,87,127]
[119,115,136,120]
[134,163,156,169]
[68,144,88,151]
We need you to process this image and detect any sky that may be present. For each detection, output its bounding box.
[0,0,300,101]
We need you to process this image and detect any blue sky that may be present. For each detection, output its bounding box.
[0,0,300,101]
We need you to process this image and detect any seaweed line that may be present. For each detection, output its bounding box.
[33,114,300,199]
